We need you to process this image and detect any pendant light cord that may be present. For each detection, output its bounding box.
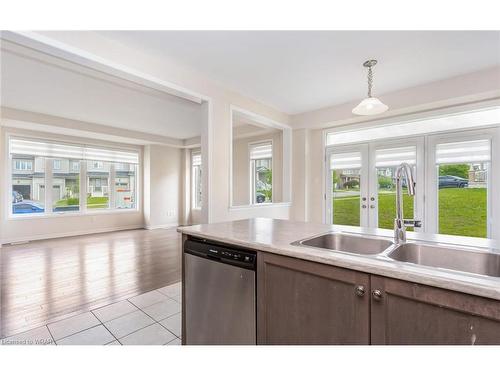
[367,66,373,98]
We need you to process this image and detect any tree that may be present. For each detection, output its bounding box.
[439,164,470,179]
[257,168,273,201]
[332,170,340,186]
[378,176,394,189]
[344,179,359,189]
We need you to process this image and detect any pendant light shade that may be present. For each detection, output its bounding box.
[352,97,388,116]
[352,59,388,116]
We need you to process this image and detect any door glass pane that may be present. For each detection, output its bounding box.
[375,146,416,230]
[87,160,110,209]
[53,159,80,212]
[11,155,45,215]
[436,140,489,238]
[331,152,361,226]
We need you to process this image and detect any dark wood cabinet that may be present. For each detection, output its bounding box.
[370,275,500,344]
[257,252,370,344]
[257,251,500,345]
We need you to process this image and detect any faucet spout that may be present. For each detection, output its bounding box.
[394,162,418,244]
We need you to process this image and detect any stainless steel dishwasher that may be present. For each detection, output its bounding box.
[184,238,256,345]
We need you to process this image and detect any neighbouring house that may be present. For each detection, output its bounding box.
[11,156,136,205]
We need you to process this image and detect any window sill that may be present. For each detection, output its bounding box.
[229,201,292,210]
[7,208,140,221]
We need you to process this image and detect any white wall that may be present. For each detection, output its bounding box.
[0,127,144,244]
[143,144,183,229]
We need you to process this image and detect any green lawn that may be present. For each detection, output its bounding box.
[56,196,109,209]
[333,188,486,238]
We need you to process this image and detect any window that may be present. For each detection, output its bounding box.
[250,142,272,204]
[11,156,45,215]
[14,159,33,171]
[53,159,80,212]
[191,150,202,209]
[87,161,110,210]
[325,111,499,240]
[53,159,61,170]
[91,161,104,169]
[114,162,136,209]
[71,161,80,171]
[8,137,139,217]
[435,139,490,238]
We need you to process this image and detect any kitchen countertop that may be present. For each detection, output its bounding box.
[177,218,500,301]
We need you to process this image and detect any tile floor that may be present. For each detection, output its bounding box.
[0,282,182,346]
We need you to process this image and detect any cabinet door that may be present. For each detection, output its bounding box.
[257,252,370,344]
[371,275,500,344]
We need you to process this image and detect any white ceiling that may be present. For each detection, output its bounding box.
[97,31,500,114]
[1,46,202,139]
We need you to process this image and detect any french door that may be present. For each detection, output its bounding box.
[326,138,424,232]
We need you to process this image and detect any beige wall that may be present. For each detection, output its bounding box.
[291,67,500,225]
[0,127,145,244]
[30,31,293,224]
[232,131,283,206]
[143,144,183,229]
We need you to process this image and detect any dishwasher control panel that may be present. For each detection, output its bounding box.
[211,248,255,264]
[185,238,257,270]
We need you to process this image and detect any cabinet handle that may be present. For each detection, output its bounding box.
[372,289,383,301]
[355,285,365,297]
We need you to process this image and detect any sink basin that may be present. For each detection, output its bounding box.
[388,243,500,277]
[296,233,393,255]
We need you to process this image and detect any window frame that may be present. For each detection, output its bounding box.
[324,125,500,240]
[325,143,369,227]
[426,128,498,239]
[369,137,425,231]
[191,149,202,210]
[6,133,141,220]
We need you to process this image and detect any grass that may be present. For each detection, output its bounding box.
[438,188,486,238]
[55,196,109,209]
[333,188,486,238]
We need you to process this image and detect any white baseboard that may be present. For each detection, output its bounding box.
[2,224,144,245]
[144,223,179,230]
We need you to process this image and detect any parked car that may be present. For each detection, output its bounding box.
[256,192,266,203]
[53,205,79,212]
[12,201,45,214]
[12,190,23,203]
[438,175,469,188]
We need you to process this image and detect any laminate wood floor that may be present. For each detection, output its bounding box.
[0,228,181,338]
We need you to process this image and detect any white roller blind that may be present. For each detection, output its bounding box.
[10,137,139,164]
[330,151,362,170]
[436,139,490,164]
[250,142,272,160]
[376,146,417,167]
[192,151,201,166]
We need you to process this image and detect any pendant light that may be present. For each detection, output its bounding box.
[352,59,388,116]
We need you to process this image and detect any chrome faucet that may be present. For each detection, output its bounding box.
[394,162,421,244]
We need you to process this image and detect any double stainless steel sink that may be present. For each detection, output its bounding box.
[294,232,500,278]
